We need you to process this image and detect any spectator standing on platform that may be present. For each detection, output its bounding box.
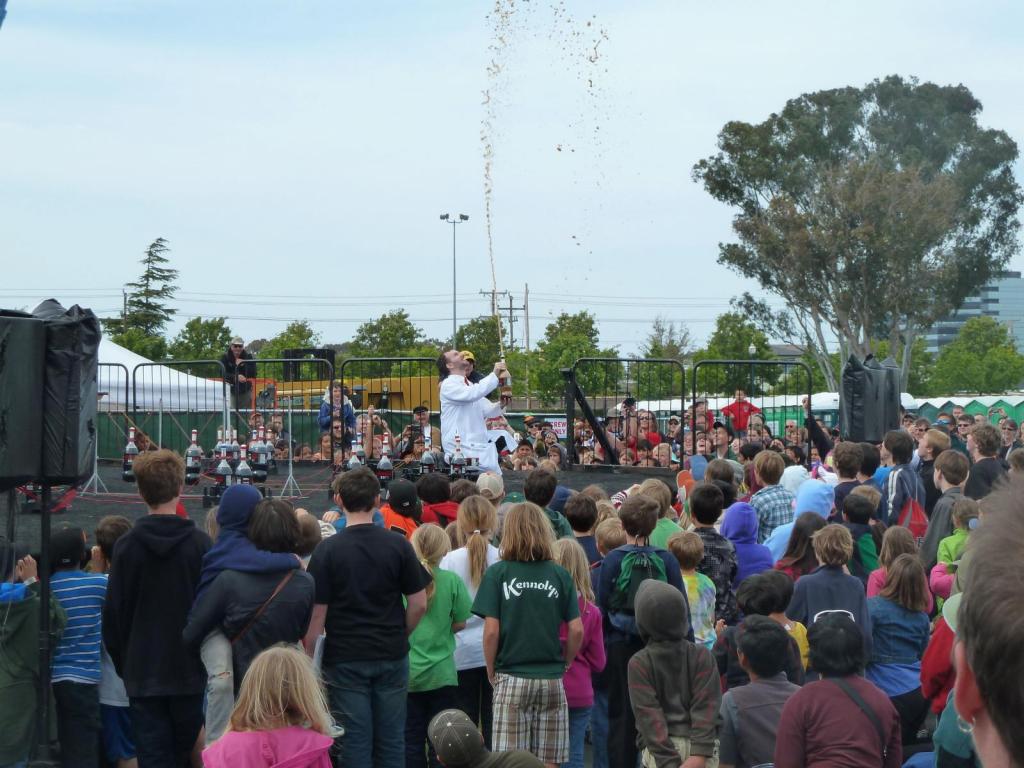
[221,337,255,413]
[721,389,762,435]
[317,383,356,437]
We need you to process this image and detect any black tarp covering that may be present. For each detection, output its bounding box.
[0,310,45,489]
[839,355,902,443]
[32,299,101,484]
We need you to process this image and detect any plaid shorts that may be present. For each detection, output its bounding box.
[491,673,569,763]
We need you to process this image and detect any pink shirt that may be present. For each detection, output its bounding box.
[559,598,606,708]
[867,567,935,613]
[202,726,333,768]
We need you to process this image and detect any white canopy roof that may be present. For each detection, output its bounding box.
[98,337,227,412]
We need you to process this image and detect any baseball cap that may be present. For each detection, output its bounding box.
[476,472,504,500]
[413,405,429,415]
[712,420,736,439]
[230,337,244,346]
[942,591,962,633]
[428,709,488,768]
[51,527,86,569]
[460,350,476,363]
[386,479,419,515]
[523,415,535,425]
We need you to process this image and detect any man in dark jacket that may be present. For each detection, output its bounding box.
[964,423,1008,500]
[917,427,949,517]
[103,450,211,768]
[220,337,255,412]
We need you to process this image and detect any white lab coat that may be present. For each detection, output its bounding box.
[440,372,504,474]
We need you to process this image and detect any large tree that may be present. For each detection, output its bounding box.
[530,311,618,405]
[347,310,425,358]
[694,76,1022,390]
[930,316,1024,394]
[258,321,322,379]
[454,315,503,372]
[103,237,179,357]
[638,317,692,400]
[692,311,777,395]
[167,317,233,361]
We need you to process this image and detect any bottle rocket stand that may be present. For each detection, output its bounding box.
[280,397,300,497]
[80,442,108,496]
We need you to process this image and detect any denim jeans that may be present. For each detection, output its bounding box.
[128,694,203,768]
[562,706,592,768]
[590,687,609,768]
[200,630,234,744]
[53,680,100,768]
[324,657,409,768]
[405,686,458,768]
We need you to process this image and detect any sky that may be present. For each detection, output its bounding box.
[2,0,1023,355]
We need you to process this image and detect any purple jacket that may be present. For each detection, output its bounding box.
[560,598,606,708]
[720,503,774,587]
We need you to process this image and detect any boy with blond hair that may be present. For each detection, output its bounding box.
[667,531,717,650]
[749,451,794,544]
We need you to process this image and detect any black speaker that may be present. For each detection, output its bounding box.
[839,355,901,443]
[33,300,101,485]
[0,311,45,490]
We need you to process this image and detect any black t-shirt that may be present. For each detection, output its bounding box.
[307,522,431,664]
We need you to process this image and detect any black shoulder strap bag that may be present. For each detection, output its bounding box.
[830,677,888,759]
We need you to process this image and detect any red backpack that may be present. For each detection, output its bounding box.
[891,468,928,542]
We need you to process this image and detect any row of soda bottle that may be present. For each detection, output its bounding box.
[121,426,276,486]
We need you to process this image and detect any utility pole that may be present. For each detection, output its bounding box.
[524,283,530,351]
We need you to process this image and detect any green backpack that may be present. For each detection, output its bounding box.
[608,550,668,617]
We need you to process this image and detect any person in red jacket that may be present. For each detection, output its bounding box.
[721,389,762,435]
[417,473,459,527]
[920,616,956,716]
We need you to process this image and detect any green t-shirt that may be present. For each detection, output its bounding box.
[408,568,472,692]
[471,560,580,679]
[649,517,683,549]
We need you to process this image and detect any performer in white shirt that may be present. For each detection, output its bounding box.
[438,350,509,474]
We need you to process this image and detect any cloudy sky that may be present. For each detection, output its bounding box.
[2,0,1022,354]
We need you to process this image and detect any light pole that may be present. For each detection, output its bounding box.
[439,213,469,345]
[748,343,756,398]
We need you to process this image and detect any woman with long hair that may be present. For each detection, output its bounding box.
[866,553,932,746]
[202,645,336,767]
[866,527,932,612]
[406,525,471,768]
[773,512,828,581]
[438,495,501,747]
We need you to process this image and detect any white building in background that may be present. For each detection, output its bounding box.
[924,271,1024,355]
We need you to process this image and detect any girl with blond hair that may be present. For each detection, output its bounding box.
[553,538,607,768]
[202,645,335,768]
[471,502,585,767]
[405,524,472,768]
[438,495,501,745]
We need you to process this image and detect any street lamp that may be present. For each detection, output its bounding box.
[440,213,469,345]
[748,343,756,398]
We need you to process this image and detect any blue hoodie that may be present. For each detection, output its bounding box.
[194,485,298,602]
[720,502,774,587]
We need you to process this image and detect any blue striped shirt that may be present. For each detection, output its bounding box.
[51,570,107,684]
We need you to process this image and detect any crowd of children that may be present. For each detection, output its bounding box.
[4,411,1024,768]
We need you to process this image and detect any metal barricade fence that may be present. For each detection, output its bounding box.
[131,360,229,455]
[95,363,130,461]
[240,357,335,463]
[691,359,813,463]
[566,357,686,465]
[339,358,439,461]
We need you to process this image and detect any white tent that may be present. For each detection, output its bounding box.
[97,338,227,412]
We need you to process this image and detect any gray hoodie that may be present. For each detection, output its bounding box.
[627,580,722,767]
